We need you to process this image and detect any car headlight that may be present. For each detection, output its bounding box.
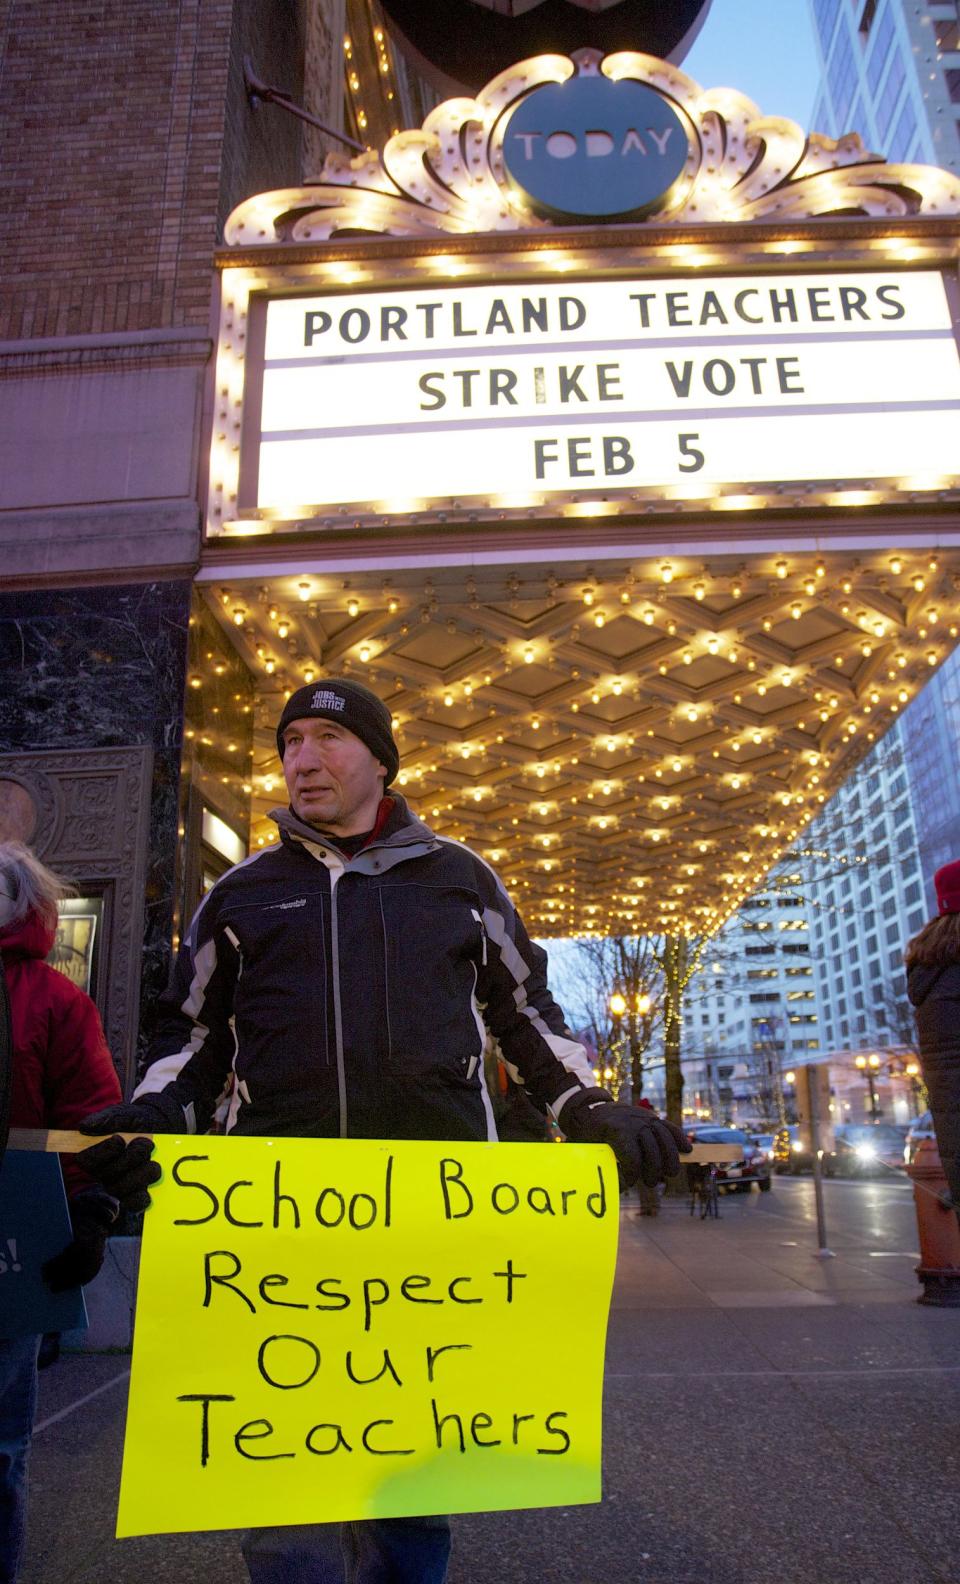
[791,1140,803,1153]
[854,1143,876,1160]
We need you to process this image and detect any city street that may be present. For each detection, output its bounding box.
[21,1175,960,1584]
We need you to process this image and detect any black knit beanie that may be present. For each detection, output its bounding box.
[276,679,400,786]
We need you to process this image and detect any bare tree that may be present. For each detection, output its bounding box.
[566,934,659,1102]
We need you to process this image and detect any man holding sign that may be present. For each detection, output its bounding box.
[83,678,689,1582]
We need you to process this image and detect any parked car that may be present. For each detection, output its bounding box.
[823,1122,909,1177]
[904,1110,936,1165]
[685,1125,772,1191]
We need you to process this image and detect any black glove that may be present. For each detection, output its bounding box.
[79,1089,186,1137]
[561,1093,692,1189]
[42,1191,119,1293]
[74,1135,162,1213]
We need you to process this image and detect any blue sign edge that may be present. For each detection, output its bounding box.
[494,76,700,224]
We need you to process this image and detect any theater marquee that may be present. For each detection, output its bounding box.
[210,47,960,538]
[231,269,960,526]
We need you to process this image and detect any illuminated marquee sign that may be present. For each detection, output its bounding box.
[239,269,960,524]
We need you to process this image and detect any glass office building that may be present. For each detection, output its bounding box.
[809,0,960,169]
[689,646,960,1122]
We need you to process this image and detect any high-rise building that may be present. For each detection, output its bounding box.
[687,646,960,1126]
[808,0,960,170]
[899,646,960,910]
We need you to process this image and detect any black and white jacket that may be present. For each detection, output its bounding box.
[137,796,597,1142]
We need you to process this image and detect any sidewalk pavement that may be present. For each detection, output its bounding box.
[22,1182,960,1584]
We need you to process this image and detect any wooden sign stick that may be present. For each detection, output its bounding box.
[7,1128,745,1164]
[7,1128,153,1154]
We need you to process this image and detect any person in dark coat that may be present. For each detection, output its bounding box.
[905,859,960,1220]
[81,677,690,1584]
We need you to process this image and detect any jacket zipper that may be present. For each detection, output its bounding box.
[327,859,348,1137]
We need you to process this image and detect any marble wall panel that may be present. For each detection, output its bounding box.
[0,578,192,1070]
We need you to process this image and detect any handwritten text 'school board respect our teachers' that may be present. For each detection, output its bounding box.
[117,1136,619,1537]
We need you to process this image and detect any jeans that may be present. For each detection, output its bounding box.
[242,1516,451,1583]
[0,1335,40,1584]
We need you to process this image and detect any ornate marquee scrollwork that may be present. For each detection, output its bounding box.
[225,48,960,245]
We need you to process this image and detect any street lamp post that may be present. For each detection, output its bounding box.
[607,992,626,1099]
[854,1053,881,1119]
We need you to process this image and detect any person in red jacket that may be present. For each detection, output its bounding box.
[0,841,157,1584]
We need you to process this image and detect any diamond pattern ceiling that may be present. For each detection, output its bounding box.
[198,544,960,937]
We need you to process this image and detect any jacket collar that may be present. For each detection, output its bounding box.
[269,793,440,870]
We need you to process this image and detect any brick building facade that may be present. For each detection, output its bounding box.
[0,1,333,1084]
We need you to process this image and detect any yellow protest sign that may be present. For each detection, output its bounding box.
[117,1136,618,1538]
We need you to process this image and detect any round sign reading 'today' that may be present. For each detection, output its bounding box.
[501,75,691,221]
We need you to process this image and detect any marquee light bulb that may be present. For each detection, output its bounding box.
[660,562,674,584]
[347,598,360,617]
[297,580,311,601]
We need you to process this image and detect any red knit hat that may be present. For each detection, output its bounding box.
[934,860,960,915]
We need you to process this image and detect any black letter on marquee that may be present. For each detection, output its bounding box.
[419,373,445,411]
[304,311,331,346]
[603,436,633,476]
[534,438,558,478]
